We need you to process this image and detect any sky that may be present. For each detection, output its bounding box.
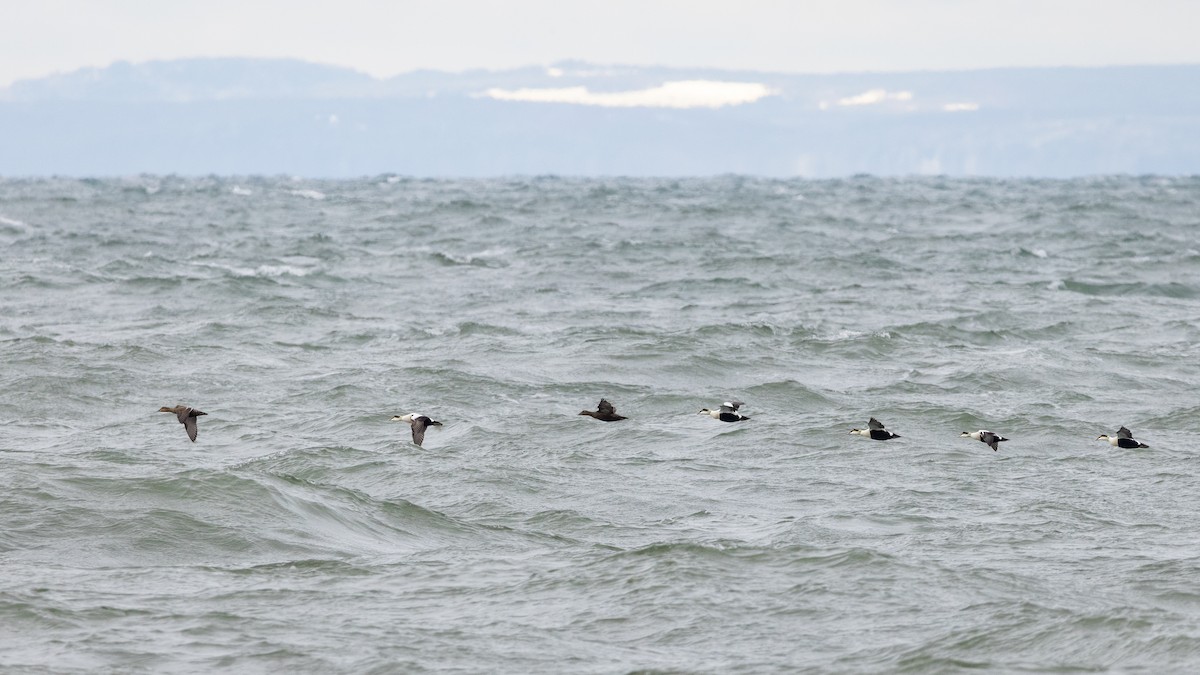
[2,0,1200,86]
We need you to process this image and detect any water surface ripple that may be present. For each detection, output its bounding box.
[2,176,1200,672]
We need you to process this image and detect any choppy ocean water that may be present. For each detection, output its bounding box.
[2,175,1200,672]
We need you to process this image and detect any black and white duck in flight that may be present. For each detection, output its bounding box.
[850,417,900,440]
[391,412,443,447]
[1097,426,1149,449]
[699,401,750,422]
[961,429,1008,451]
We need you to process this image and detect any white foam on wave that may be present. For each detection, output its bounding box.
[771,186,805,201]
[231,186,253,196]
[825,329,892,341]
[255,265,312,278]
[191,260,314,278]
[0,214,28,228]
[432,246,513,267]
[290,189,326,200]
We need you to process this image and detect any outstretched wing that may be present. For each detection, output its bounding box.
[597,399,616,416]
[721,401,744,412]
[411,417,429,446]
[1116,426,1134,439]
[183,415,199,442]
[868,417,885,430]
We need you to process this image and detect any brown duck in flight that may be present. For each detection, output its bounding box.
[579,399,627,421]
[158,405,207,442]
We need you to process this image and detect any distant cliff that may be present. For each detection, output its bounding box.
[2,58,1197,176]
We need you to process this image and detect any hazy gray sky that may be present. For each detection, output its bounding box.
[3,0,1199,86]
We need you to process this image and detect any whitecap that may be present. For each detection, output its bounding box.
[0,214,28,228]
[255,265,312,278]
[231,186,253,196]
[824,329,891,341]
[290,189,326,201]
[190,261,313,278]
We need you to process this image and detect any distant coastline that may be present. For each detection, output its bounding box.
[2,59,1198,177]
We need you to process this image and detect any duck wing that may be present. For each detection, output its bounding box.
[597,399,616,416]
[1117,426,1134,439]
[410,417,429,446]
[183,415,199,442]
[868,417,885,430]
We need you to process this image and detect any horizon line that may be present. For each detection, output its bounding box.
[5,56,1200,89]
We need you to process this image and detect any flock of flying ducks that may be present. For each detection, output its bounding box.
[158,400,1152,451]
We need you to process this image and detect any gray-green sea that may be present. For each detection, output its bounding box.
[2,175,1200,672]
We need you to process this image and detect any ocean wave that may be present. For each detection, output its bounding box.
[0,214,29,232]
[429,251,509,268]
[1060,280,1199,298]
[288,189,326,200]
[188,260,321,280]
